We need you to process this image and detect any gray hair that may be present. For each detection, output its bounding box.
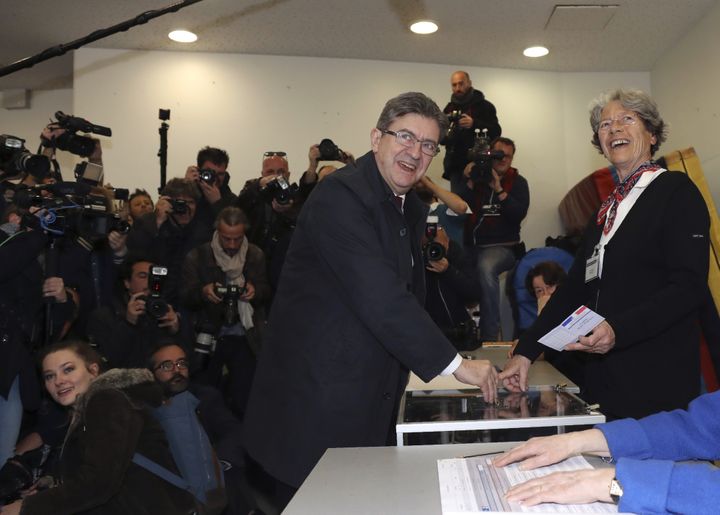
[589,89,668,155]
[376,92,448,138]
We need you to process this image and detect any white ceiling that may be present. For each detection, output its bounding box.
[1,0,717,90]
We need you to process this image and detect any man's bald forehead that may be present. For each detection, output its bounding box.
[262,156,288,175]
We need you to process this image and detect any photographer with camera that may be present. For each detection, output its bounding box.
[459,136,529,342]
[181,207,270,419]
[442,71,502,193]
[86,257,191,369]
[0,206,79,465]
[184,146,237,229]
[299,141,355,195]
[127,178,210,305]
[236,152,306,293]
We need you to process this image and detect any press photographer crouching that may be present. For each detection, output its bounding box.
[127,178,210,306]
[86,257,192,369]
[419,210,483,351]
[181,207,270,419]
[459,136,529,341]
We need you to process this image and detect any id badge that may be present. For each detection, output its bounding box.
[585,253,600,283]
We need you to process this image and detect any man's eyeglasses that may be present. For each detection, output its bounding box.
[597,113,639,133]
[154,359,189,372]
[264,151,287,157]
[379,129,439,157]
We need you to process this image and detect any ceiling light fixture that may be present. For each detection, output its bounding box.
[523,46,549,58]
[410,20,438,35]
[168,30,198,43]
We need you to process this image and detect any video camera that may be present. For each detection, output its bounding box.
[468,128,505,185]
[261,176,298,206]
[0,135,51,180]
[317,138,349,162]
[14,181,129,239]
[42,111,112,157]
[141,265,170,319]
[423,215,446,264]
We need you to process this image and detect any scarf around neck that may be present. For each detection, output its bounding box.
[210,231,254,329]
[596,161,661,235]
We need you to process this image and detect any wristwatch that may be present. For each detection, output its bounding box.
[609,477,624,504]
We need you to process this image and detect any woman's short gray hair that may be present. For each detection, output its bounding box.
[376,92,448,138]
[589,89,668,156]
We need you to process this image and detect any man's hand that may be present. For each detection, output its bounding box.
[240,281,255,301]
[308,144,320,171]
[490,170,503,193]
[504,467,615,507]
[463,162,475,178]
[498,354,531,392]
[564,321,616,354]
[43,277,67,303]
[107,230,128,257]
[198,179,221,204]
[425,257,449,273]
[185,165,200,182]
[126,292,146,325]
[459,113,474,129]
[88,138,103,165]
[271,199,293,213]
[452,359,498,404]
[203,283,223,304]
[157,304,180,334]
[155,196,173,228]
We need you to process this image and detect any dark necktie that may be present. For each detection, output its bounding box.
[393,195,403,212]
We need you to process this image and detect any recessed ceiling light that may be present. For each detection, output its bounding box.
[410,20,438,35]
[523,46,549,58]
[168,30,198,43]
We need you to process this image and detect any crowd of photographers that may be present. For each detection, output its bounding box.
[0,72,524,510]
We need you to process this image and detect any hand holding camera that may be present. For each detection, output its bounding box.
[203,282,223,304]
[126,291,147,325]
[186,165,221,204]
[155,195,173,227]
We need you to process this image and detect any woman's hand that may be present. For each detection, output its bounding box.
[565,320,616,354]
[504,467,615,506]
[493,429,610,470]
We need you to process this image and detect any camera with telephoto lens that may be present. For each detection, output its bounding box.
[142,265,169,319]
[199,168,216,186]
[261,176,299,205]
[423,215,446,264]
[170,198,188,214]
[317,138,348,162]
[214,283,246,326]
[193,323,216,370]
[0,134,51,180]
[42,111,112,158]
[468,128,505,185]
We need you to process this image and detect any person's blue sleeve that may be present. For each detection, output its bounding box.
[615,458,720,514]
[598,391,720,462]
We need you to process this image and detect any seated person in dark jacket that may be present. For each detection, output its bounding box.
[3,340,195,515]
[149,341,254,515]
[86,256,191,368]
[181,206,271,419]
[127,178,212,305]
[184,146,237,230]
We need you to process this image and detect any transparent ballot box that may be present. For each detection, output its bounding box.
[396,386,604,446]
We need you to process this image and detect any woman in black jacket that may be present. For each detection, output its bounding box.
[2,340,195,515]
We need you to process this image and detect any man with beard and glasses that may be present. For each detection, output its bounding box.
[148,341,255,515]
[442,70,502,193]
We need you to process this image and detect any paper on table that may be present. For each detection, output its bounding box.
[538,305,605,351]
[437,453,618,514]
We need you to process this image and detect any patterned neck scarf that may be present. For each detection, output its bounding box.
[596,161,661,235]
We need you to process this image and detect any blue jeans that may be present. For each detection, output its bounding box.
[475,246,517,340]
[0,376,22,463]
